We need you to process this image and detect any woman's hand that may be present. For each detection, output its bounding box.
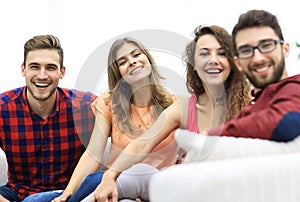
[91,171,119,202]
[51,191,72,202]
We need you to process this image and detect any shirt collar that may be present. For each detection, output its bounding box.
[21,86,60,117]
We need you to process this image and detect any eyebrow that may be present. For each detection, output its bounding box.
[27,62,58,68]
[27,62,40,66]
[197,47,224,51]
[238,38,275,48]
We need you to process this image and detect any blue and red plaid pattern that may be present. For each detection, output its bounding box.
[0,87,96,200]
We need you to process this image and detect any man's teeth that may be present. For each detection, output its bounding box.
[255,67,268,73]
[35,83,49,87]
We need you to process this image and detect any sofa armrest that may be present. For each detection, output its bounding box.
[175,129,300,162]
[0,148,8,185]
[149,152,300,202]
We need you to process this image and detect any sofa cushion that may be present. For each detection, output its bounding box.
[150,152,300,202]
[0,148,8,185]
[174,129,300,162]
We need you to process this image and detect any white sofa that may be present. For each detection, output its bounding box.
[2,131,300,201]
[149,129,300,202]
[0,148,8,185]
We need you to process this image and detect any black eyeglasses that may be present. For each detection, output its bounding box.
[236,39,284,59]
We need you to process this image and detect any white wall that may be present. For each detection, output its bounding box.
[1,0,299,95]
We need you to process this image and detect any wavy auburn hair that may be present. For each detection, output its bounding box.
[184,25,251,121]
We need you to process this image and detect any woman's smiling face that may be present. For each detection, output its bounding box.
[193,34,231,86]
[116,42,152,86]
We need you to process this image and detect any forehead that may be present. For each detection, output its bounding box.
[116,43,140,59]
[26,49,60,64]
[235,26,278,47]
[196,34,220,48]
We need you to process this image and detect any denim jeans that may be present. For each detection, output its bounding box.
[23,164,156,202]
[0,186,20,202]
[20,172,103,202]
[81,164,158,202]
[22,190,63,202]
[67,171,104,202]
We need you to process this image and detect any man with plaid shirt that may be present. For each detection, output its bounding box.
[0,35,96,202]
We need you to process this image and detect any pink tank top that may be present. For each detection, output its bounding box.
[186,95,199,133]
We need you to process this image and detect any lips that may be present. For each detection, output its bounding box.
[205,68,223,74]
[253,66,270,73]
[251,62,271,74]
[129,66,143,75]
[34,82,50,88]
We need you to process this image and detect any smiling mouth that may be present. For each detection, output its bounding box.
[205,69,222,74]
[251,62,272,74]
[129,66,143,75]
[34,82,50,88]
[254,66,269,73]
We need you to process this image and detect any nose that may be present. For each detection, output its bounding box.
[252,48,265,60]
[37,68,48,79]
[208,52,220,64]
[129,60,137,67]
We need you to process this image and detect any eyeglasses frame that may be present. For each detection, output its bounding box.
[236,39,284,59]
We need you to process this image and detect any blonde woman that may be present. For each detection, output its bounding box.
[52,37,177,202]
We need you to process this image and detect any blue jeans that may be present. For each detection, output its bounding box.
[67,171,104,202]
[0,186,21,202]
[21,172,104,202]
[22,190,63,202]
[81,163,158,202]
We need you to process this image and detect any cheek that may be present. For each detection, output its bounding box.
[49,71,63,79]
[195,69,205,80]
[141,57,151,67]
[23,71,35,79]
[222,61,231,74]
[223,69,231,81]
[237,61,249,72]
[118,66,127,77]
[194,54,210,70]
[217,59,231,81]
[194,60,206,70]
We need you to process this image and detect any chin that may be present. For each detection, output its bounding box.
[207,79,224,85]
[33,93,51,101]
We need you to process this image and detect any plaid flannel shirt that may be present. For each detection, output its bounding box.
[0,87,96,200]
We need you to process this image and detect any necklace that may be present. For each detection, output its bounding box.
[130,104,153,129]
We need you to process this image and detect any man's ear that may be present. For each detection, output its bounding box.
[233,56,242,72]
[21,64,26,76]
[59,66,66,79]
[283,42,290,58]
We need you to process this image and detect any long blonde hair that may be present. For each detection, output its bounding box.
[106,37,173,134]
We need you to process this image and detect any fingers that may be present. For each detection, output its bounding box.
[51,192,71,202]
[93,191,118,202]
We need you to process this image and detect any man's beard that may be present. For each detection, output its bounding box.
[246,58,285,89]
[27,85,56,101]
